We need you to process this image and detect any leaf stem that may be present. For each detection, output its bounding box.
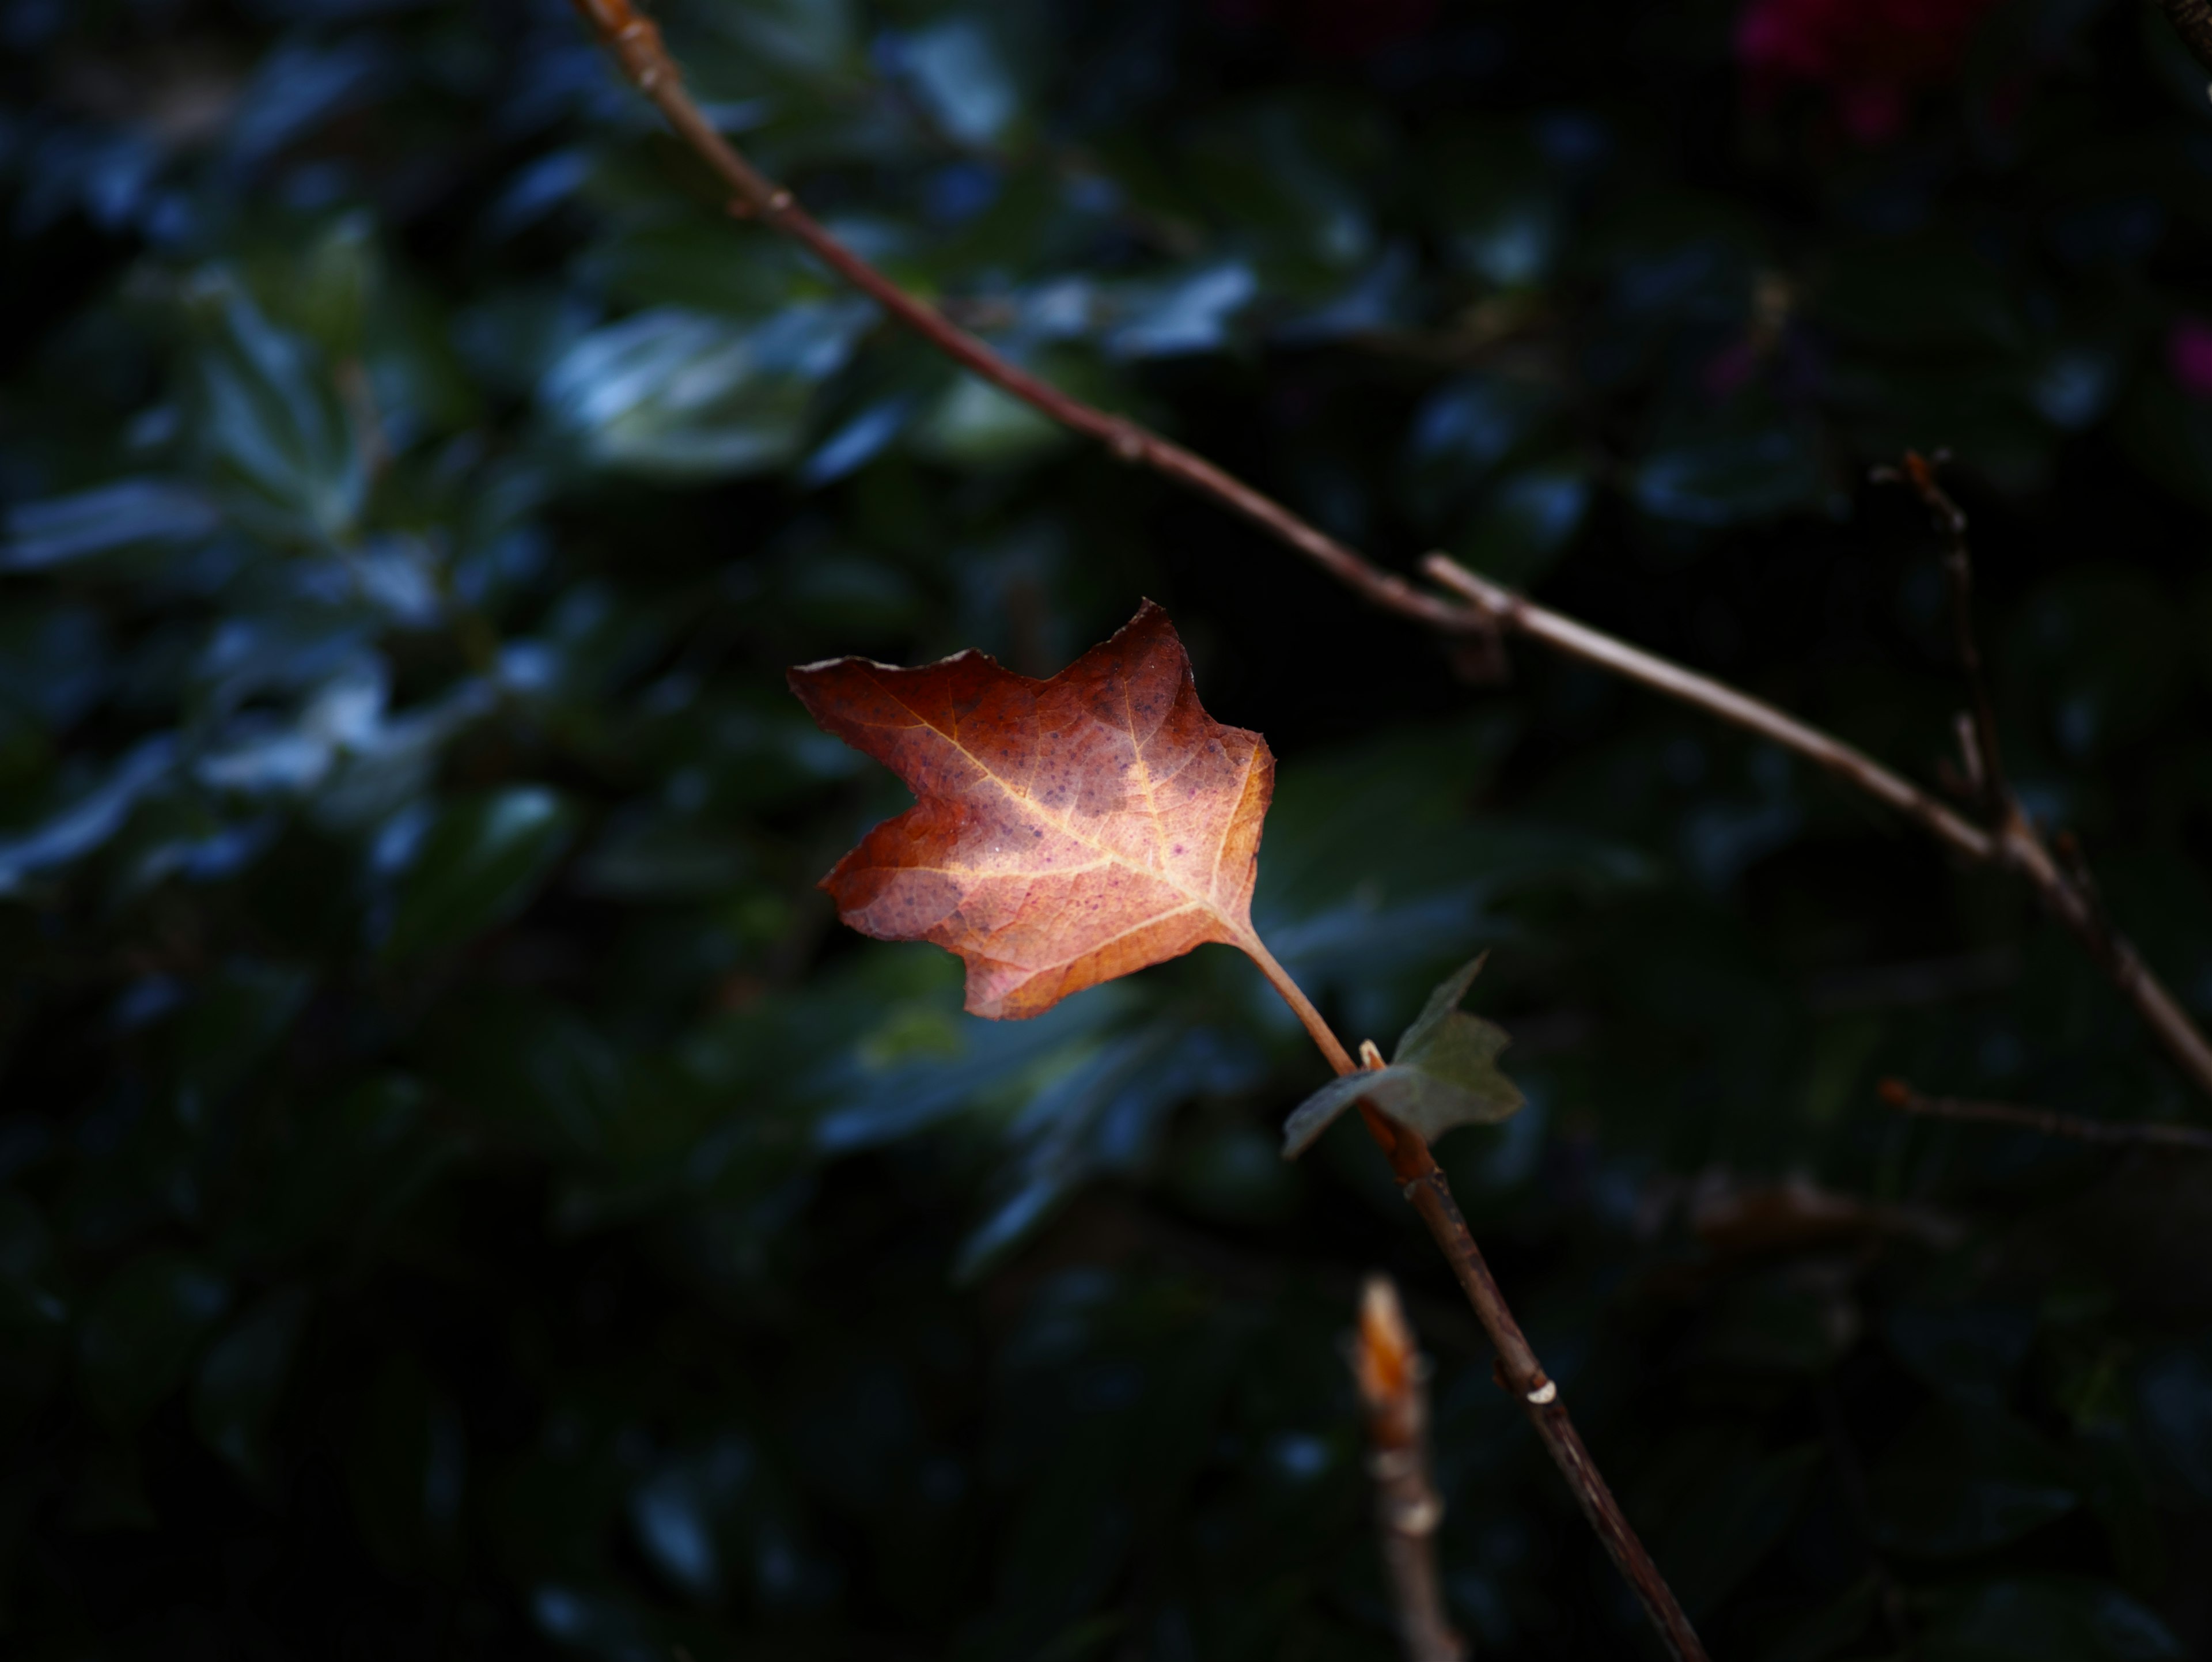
[1237,929,1359,1076]
[1238,934,1711,1662]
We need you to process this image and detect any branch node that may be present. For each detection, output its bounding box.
[1526,1379,1559,1405]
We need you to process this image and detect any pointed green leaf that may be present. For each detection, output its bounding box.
[1396,950,1491,1057]
[380,787,576,963]
[193,1285,310,1489]
[1281,1065,1414,1159]
[1366,1041,1524,1141]
[1384,952,1523,1138]
[1281,954,1524,1157]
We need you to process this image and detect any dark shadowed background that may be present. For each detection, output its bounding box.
[5,0,2212,1656]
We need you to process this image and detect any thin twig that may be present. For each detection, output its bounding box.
[1240,936,1709,1657]
[1883,453,2212,1106]
[566,0,1486,641]
[1879,1078,2212,1152]
[1419,554,1995,861]
[2154,0,2212,79]
[1353,1277,1467,1662]
[1422,551,2212,1103]
[1886,453,2008,819]
[1347,1054,1710,1662]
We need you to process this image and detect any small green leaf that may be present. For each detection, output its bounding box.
[1917,1577,2186,1662]
[78,1254,232,1429]
[1,479,222,572]
[192,1285,310,1488]
[1395,950,1491,1059]
[1869,1405,2077,1557]
[1280,1067,1393,1159]
[0,1192,65,1330]
[908,374,1066,467]
[541,304,871,480]
[1760,1574,1881,1662]
[347,1351,464,1573]
[380,787,576,963]
[1454,461,1590,587]
[187,282,365,541]
[1281,953,1522,1157]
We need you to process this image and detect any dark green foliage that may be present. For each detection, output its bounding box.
[2,1,2211,1657]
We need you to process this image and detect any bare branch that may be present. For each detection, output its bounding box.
[1886,452,2212,1104]
[1879,1078,2212,1152]
[1423,550,2212,1103]
[565,0,1486,640]
[1350,1091,1710,1662]
[1420,554,1996,862]
[1353,1277,1467,1662]
[1881,451,2009,817]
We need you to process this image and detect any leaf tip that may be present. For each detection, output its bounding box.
[1353,1275,1416,1407]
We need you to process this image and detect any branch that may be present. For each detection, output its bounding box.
[1419,554,1995,862]
[1233,941,1706,1656]
[1879,1078,2212,1152]
[1885,452,2212,1106]
[1879,452,2008,817]
[569,0,2212,1107]
[565,0,1485,641]
[1422,550,2212,1104]
[2155,0,2212,80]
[1339,1027,1707,1660]
[1353,1277,1467,1662]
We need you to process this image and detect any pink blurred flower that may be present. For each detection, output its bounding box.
[2171,318,2212,402]
[1737,0,2002,143]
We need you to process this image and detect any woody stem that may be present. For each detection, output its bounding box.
[1237,933,1711,1662]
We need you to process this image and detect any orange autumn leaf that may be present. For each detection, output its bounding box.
[789,600,1275,1019]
